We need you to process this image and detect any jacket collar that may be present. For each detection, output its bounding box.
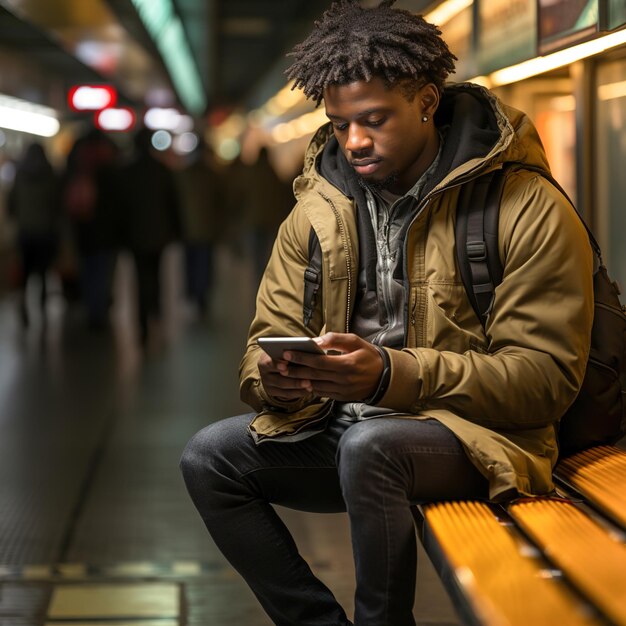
[302,81,549,194]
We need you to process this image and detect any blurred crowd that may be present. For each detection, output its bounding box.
[3,128,295,347]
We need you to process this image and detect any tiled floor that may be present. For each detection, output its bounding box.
[0,246,460,625]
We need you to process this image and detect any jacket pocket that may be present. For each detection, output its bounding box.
[248,399,335,444]
[426,284,487,353]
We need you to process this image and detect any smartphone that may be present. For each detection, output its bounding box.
[257,336,325,360]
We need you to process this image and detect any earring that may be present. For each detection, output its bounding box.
[422,115,429,123]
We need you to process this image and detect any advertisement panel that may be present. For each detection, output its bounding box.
[607,0,626,29]
[477,0,536,75]
[537,0,600,53]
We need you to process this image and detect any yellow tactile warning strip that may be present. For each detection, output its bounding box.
[47,622,178,626]
[47,582,180,620]
[423,501,597,626]
[555,445,626,530]
[0,560,214,581]
[509,498,626,626]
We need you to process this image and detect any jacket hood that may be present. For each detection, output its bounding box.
[300,82,552,195]
[296,82,552,294]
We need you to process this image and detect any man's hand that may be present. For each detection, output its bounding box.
[258,332,384,402]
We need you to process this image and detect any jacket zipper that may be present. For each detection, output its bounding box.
[376,211,399,344]
[318,191,353,332]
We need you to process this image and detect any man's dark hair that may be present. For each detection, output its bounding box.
[285,0,456,105]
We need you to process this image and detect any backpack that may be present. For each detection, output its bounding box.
[303,165,626,456]
[455,164,626,457]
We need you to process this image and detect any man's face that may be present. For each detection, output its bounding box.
[323,76,439,195]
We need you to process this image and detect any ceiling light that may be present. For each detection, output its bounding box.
[0,94,60,137]
[130,0,206,115]
[480,27,626,87]
[424,0,473,26]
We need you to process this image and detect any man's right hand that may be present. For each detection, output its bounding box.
[257,332,384,403]
[257,351,315,401]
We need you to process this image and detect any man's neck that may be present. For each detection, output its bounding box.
[391,129,440,195]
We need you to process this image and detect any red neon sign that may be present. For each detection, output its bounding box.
[68,85,117,111]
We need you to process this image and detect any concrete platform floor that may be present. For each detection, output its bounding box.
[0,245,460,625]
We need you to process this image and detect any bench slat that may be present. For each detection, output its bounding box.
[423,501,598,625]
[509,498,626,625]
[554,445,626,530]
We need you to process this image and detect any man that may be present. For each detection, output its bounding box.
[181,2,594,624]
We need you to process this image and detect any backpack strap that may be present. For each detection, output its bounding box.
[303,228,322,327]
[455,168,506,327]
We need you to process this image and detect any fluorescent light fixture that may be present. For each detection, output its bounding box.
[130,0,206,115]
[479,28,626,87]
[424,0,473,26]
[598,79,626,101]
[0,94,60,137]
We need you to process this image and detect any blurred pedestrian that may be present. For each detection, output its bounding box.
[61,129,120,329]
[241,147,292,287]
[118,128,181,347]
[176,142,224,317]
[8,142,60,327]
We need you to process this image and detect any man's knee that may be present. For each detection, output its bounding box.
[179,416,247,489]
[180,425,217,488]
[180,426,206,470]
[336,422,388,482]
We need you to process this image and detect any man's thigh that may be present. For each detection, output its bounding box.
[187,413,351,513]
[338,417,488,502]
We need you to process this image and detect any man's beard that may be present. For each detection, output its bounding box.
[356,170,399,193]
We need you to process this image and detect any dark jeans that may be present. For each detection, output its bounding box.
[18,234,57,321]
[184,243,214,312]
[132,250,162,343]
[180,413,488,626]
[81,251,115,327]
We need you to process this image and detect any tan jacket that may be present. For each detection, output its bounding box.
[239,84,594,501]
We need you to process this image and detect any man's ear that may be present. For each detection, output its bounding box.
[420,83,440,116]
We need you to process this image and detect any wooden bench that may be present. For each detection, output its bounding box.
[412,444,626,625]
